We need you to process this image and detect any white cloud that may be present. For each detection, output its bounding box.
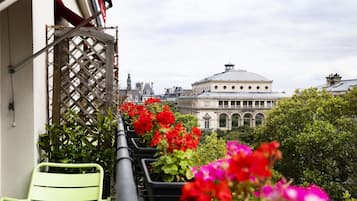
[107,0,357,94]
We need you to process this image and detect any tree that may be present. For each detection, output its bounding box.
[254,88,357,200]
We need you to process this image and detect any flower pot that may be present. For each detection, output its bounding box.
[141,158,185,201]
[131,138,157,162]
[125,130,140,149]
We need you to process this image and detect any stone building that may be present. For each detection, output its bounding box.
[318,73,357,95]
[119,73,155,103]
[177,63,289,131]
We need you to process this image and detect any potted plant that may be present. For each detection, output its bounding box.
[119,98,176,162]
[140,122,202,201]
[141,150,195,201]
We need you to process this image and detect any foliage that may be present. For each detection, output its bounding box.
[343,191,357,201]
[163,101,178,113]
[181,141,330,201]
[213,126,255,145]
[194,132,226,167]
[254,88,357,200]
[38,109,117,176]
[174,112,199,132]
[217,126,254,145]
[151,149,196,182]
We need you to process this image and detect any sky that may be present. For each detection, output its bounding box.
[106,0,357,95]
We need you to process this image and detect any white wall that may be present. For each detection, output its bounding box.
[1,0,34,197]
[0,0,53,197]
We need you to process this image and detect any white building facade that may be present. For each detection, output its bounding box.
[177,64,289,131]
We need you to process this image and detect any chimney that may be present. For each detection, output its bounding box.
[224,63,234,72]
[326,73,342,86]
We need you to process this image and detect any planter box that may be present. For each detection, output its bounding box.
[125,130,139,149]
[141,159,185,201]
[131,138,157,162]
[122,118,134,131]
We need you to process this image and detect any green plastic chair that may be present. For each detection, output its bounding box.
[0,162,110,201]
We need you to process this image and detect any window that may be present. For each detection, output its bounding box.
[218,101,223,108]
[219,114,228,128]
[232,114,240,129]
[214,85,218,89]
[248,101,253,108]
[255,113,264,126]
[265,86,269,90]
[231,101,236,107]
[257,86,260,90]
[240,86,244,90]
[204,119,210,129]
[260,101,264,107]
[237,101,241,107]
[223,86,227,89]
[232,86,235,90]
[255,101,259,107]
[243,101,248,108]
[243,113,253,127]
[248,86,252,90]
[224,101,229,108]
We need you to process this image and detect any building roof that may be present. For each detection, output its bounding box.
[193,69,271,85]
[318,79,357,93]
[180,91,290,100]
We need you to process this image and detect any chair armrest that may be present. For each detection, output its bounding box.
[0,197,28,201]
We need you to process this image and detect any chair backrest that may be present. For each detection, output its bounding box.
[27,162,104,201]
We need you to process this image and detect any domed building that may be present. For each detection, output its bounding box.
[176,63,289,130]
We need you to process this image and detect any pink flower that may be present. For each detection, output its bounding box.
[257,180,330,201]
[226,141,252,156]
[194,159,228,182]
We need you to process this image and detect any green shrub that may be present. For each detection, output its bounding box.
[194,132,226,167]
[38,109,117,178]
[174,113,199,132]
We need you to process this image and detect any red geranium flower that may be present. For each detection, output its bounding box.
[133,111,153,135]
[150,130,162,147]
[156,106,175,126]
[228,151,271,182]
[144,97,161,105]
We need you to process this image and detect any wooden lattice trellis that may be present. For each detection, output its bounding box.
[46,26,118,125]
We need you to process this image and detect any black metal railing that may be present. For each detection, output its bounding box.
[115,116,139,201]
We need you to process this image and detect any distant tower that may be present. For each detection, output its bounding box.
[224,63,235,72]
[127,73,132,90]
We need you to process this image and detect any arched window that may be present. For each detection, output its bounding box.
[219,114,228,128]
[243,113,253,127]
[255,113,265,126]
[231,114,240,129]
